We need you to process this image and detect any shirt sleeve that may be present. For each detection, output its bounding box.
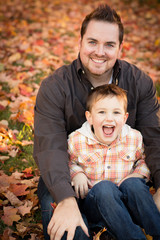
[68,132,85,179]
[132,133,150,179]
[33,75,76,203]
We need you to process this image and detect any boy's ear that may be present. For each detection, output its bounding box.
[124,112,129,123]
[85,111,93,125]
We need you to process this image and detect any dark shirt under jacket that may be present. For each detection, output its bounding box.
[34,56,160,203]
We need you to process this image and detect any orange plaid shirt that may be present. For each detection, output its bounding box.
[68,122,150,186]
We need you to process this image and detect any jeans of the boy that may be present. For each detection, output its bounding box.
[38,177,160,240]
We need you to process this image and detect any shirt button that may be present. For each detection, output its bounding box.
[91,87,94,90]
[108,148,111,150]
[107,166,111,169]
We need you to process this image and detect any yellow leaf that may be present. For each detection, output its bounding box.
[155,39,160,47]
[8,53,21,63]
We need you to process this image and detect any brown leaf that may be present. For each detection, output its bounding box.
[8,183,30,196]
[3,190,23,207]
[2,206,21,226]
[18,200,33,216]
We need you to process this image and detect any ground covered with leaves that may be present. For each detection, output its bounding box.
[0,0,160,239]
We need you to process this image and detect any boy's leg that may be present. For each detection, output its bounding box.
[38,177,92,240]
[119,178,160,239]
[81,180,147,240]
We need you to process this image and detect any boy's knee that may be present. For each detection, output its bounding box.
[91,180,119,201]
[119,177,147,195]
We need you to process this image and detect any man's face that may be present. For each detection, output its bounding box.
[86,96,128,145]
[79,20,123,76]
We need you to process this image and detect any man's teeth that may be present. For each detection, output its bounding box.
[92,58,105,63]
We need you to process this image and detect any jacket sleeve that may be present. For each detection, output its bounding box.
[33,75,76,203]
[135,69,160,190]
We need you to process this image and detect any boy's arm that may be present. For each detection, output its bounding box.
[119,136,150,186]
[68,133,93,199]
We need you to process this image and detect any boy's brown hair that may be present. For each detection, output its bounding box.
[86,84,128,113]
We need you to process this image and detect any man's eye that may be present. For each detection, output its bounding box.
[89,41,96,45]
[105,44,114,48]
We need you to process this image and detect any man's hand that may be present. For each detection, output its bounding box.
[153,187,160,212]
[72,172,93,199]
[47,197,89,240]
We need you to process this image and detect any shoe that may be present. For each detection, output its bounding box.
[100,231,116,240]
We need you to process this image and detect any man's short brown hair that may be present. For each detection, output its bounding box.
[81,4,124,44]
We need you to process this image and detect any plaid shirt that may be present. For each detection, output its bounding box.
[68,122,150,186]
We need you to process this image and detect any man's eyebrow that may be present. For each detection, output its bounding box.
[87,38,116,45]
[87,37,97,41]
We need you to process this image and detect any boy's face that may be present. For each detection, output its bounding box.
[86,95,128,145]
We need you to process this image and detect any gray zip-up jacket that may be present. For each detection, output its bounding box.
[34,56,160,203]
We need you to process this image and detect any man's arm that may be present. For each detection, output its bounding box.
[34,75,89,239]
[134,70,160,209]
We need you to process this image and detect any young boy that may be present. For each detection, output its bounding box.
[68,84,160,240]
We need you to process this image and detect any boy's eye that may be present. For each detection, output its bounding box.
[98,111,105,114]
[114,111,121,114]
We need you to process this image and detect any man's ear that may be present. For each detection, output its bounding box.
[118,41,123,58]
[85,111,93,125]
[78,37,82,51]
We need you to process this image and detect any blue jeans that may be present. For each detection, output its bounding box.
[38,177,160,240]
[80,178,160,240]
[37,177,92,240]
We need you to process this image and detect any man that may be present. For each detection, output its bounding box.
[34,4,160,240]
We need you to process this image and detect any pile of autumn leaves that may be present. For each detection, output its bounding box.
[0,169,43,239]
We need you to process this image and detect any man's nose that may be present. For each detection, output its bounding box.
[95,44,105,56]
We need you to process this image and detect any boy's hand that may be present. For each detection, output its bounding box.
[72,173,93,199]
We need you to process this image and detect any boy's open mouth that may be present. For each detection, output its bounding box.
[103,126,115,136]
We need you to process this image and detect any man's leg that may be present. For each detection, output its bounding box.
[119,178,160,239]
[81,180,147,240]
[37,177,92,240]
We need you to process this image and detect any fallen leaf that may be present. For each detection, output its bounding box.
[18,200,33,216]
[8,183,30,196]
[2,206,21,226]
[3,190,23,207]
